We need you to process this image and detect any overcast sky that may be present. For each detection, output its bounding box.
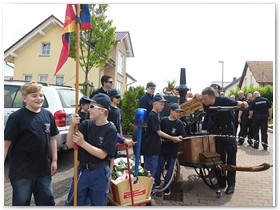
[1,1,276,95]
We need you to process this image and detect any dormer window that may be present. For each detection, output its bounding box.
[41,43,50,56]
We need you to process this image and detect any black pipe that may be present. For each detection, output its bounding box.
[176,68,189,105]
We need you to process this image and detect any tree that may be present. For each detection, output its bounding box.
[121,86,145,135]
[69,4,116,96]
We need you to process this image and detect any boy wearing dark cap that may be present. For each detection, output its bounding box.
[78,96,90,122]
[66,93,117,206]
[154,103,186,196]
[108,89,134,147]
[142,94,182,189]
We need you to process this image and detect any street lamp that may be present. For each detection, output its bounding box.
[218,61,224,90]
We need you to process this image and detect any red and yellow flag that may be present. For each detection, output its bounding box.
[54,4,92,75]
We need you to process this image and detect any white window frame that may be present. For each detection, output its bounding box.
[40,42,50,56]
[23,74,32,82]
[55,75,64,86]
[117,81,124,95]
[39,74,48,83]
[117,51,125,76]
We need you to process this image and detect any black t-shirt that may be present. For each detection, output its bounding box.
[203,96,238,129]
[108,106,122,133]
[4,108,59,180]
[90,87,108,98]
[160,117,186,158]
[139,93,154,115]
[77,120,117,163]
[249,96,272,116]
[142,111,161,156]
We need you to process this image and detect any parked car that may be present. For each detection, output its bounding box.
[4,80,84,150]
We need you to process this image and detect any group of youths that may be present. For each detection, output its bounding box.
[4,77,272,206]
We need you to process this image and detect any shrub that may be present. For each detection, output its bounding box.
[121,86,145,135]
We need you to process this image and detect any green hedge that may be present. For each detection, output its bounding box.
[120,86,145,135]
[227,84,273,103]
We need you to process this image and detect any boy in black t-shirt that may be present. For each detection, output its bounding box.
[155,103,185,196]
[66,93,117,206]
[108,89,134,147]
[142,94,182,189]
[4,82,59,206]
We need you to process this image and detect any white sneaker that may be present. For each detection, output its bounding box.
[164,188,171,196]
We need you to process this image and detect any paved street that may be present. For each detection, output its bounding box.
[4,131,274,206]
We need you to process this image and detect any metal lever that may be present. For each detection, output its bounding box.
[209,106,239,111]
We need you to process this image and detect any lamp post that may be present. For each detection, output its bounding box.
[218,61,224,90]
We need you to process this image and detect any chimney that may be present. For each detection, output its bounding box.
[176,68,189,105]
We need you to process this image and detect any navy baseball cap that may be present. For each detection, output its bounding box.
[79,96,91,105]
[170,103,183,111]
[152,94,168,103]
[210,84,221,90]
[108,89,121,98]
[87,93,111,111]
[146,81,156,88]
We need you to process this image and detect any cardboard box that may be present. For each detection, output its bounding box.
[109,176,154,206]
[178,136,217,162]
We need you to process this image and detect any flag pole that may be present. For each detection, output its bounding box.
[73,4,81,206]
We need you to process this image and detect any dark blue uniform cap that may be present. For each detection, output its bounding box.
[87,93,111,111]
[146,81,156,88]
[210,84,222,90]
[170,103,183,111]
[152,94,168,103]
[79,96,91,105]
[108,89,121,98]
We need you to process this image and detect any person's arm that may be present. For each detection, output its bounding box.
[156,130,182,143]
[50,136,58,176]
[4,141,11,162]
[268,108,272,121]
[237,100,248,109]
[4,140,12,184]
[238,110,243,123]
[249,110,253,119]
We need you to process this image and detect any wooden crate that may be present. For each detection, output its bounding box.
[178,135,217,162]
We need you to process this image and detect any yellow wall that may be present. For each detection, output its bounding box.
[12,23,130,94]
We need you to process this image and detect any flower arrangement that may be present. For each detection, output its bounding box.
[162,79,178,95]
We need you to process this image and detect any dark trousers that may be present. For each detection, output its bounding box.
[155,155,176,190]
[215,137,237,187]
[252,114,268,149]
[210,123,237,187]
[239,116,253,144]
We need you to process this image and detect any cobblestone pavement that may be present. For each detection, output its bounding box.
[4,131,274,206]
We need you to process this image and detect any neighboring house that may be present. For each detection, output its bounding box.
[4,15,136,95]
[223,77,241,96]
[238,61,273,89]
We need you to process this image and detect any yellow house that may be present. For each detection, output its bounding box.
[4,15,136,95]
